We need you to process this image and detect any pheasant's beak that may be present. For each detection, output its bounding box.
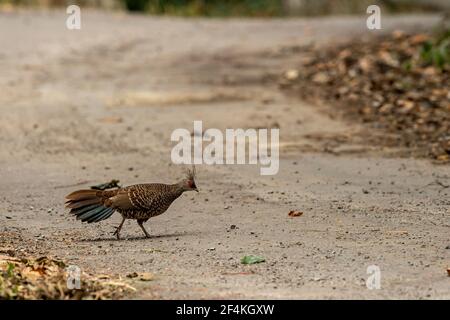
[194,188,199,192]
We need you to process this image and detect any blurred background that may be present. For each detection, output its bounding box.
[0,0,449,16]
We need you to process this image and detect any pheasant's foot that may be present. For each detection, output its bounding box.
[112,227,121,240]
[113,217,126,240]
[137,220,151,239]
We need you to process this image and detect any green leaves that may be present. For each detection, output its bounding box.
[240,255,265,265]
[420,30,450,70]
[6,263,15,278]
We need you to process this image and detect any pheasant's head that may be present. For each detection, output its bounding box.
[181,167,198,192]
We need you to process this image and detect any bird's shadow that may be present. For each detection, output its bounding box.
[78,231,195,243]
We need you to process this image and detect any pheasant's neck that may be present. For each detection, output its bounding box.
[172,182,186,195]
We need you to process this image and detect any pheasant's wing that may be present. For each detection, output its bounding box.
[107,188,136,210]
[130,184,160,209]
[107,184,159,210]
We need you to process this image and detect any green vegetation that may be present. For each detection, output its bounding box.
[123,0,149,11]
[420,29,450,69]
[1,0,446,17]
[123,0,283,16]
[241,255,265,264]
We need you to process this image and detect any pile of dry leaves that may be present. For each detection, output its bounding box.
[283,29,450,161]
[0,255,135,300]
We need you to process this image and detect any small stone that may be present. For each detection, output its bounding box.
[284,69,299,80]
[139,273,154,281]
[313,277,323,282]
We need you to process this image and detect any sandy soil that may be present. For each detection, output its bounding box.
[0,9,448,299]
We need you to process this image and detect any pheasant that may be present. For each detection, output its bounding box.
[65,168,198,239]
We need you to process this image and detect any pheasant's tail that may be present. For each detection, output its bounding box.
[65,190,115,223]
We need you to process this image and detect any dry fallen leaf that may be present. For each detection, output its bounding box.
[0,255,133,299]
[284,31,450,162]
[0,254,20,262]
[99,116,123,124]
[410,33,429,44]
[436,154,449,162]
[288,210,304,217]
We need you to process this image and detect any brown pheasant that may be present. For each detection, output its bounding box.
[65,168,198,239]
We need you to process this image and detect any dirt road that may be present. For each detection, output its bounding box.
[0,10,448,299]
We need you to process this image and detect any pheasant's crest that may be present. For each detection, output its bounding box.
[185,166,196,181]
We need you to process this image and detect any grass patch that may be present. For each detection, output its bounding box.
[141,0,283,16]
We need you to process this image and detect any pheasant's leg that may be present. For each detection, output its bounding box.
[113,217,126,240]
[137,220,151,238]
